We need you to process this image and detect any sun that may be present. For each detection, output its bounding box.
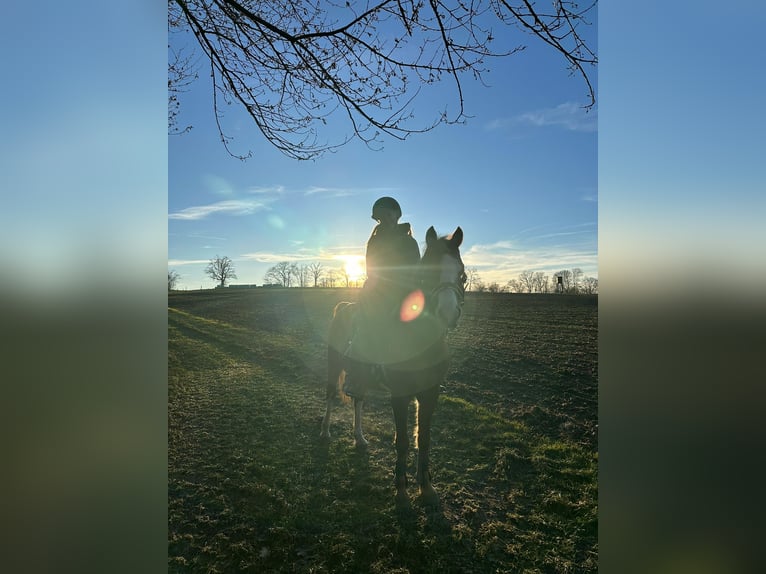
[339,255,366,283]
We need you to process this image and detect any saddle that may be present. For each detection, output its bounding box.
[345,293,441,367]
[340,292,449,399]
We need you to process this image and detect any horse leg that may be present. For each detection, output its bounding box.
[342,358,370,449]
[352,397,368,450]
[320,345,344,440]
[415,384,440,505]
[391,394,410,503]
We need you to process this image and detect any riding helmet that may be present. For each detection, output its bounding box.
[371,196,402,220]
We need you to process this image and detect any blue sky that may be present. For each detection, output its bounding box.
[168,9,598,290]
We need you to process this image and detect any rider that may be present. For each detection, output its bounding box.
[362,196,421,320]
[343,197,421,397]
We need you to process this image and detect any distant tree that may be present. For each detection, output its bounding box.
[474,280,487,293]
[168,269,180,291]
[339,265,351,288]
[518,270,535,293]
[532,271,547,294]
[465,267,481,292]
[288,262,301,287]
[487,281,501,293]
[169,0,597,160]
[326,269,338,288]
[581,276,598,294]
[505,278,520,293]
[308,262,324,287]
[571,267,584,294]
[294,263,309,287]
[264,261,293,287]
[205,255,237,287]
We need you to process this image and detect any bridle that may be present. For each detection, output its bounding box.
[429,271,466,304]
[422,257,467,328]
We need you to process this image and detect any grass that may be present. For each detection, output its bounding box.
[169,289,597,573]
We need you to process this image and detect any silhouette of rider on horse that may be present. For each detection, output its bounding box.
[343,197,421,397]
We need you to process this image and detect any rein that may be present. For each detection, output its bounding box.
[422,265,466,328]
[430,281,465,304]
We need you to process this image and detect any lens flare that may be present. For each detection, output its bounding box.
[400,289,425,322]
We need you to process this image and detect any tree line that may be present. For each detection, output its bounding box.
[465,267,598,295]
[169,256,597,294]
[261,261,359,288]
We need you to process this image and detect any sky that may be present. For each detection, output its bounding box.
[168,7,598,291]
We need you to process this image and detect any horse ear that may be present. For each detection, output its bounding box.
[426,226,437,245]
[450,226,463,248]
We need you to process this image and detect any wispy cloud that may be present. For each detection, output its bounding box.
[303,185,400,197]
[534,229,596,241]
[241,244,364,264]
[512,222,596,241]
[186,233,228,241]
[574,186,598,203]
[487,102,597,133]
[195,175,285,200]
[169,199,272,220]
[203,174,235,196]
[462,234,598,286]
[247,185,285,195]
[168,258,210,266]
[303,186,355,197]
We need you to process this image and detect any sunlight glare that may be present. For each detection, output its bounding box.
[339,255,365,282]
[400,289,425,322]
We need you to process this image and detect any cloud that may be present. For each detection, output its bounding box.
[168,199,271,220]
[186,233,228,241]
[487,102,598,133]
[303,185,400,197]
[303,186,354,197]
[203,174,235,196]
[467,240,516,252]
[241,244,364,264]
[462,235,597,285]
[240,251,328,264]
[247,185,285,195]
[534,229,596,241]
[168,258,210,266]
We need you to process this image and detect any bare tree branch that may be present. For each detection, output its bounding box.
[169,0,597,160]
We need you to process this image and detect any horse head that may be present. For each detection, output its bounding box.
[421,226,466,330]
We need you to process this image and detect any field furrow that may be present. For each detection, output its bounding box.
[169,289,597,573]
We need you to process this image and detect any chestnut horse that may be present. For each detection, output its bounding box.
[320,226,466,505]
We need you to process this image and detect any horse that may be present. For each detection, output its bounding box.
[320,226,466,505]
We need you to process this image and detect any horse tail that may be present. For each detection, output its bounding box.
[327,345,349,404]
[327,301,354,404]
